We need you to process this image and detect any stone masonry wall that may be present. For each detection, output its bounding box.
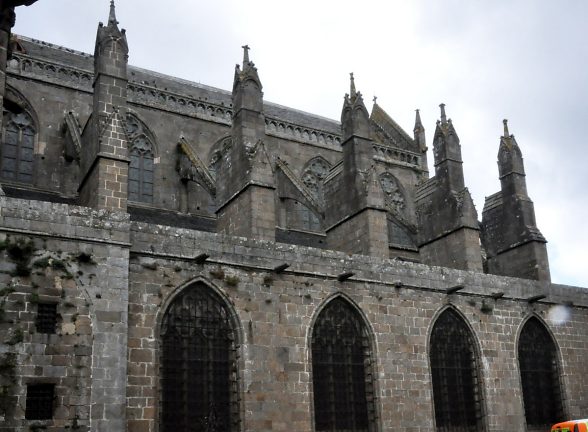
[0,196,130,432]
[127,220,588,432]
[326,208,389,257]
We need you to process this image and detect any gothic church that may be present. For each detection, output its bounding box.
[0,2,586,432]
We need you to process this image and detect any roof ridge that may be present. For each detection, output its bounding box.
[371,103,413,143]
[14,34,93,58]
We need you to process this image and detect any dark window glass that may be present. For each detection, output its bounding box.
[284,199,321,232]
[387,218,415,248]
[25,383,54,420]
[160,284,239,432]
[36,303,57,334]
[1,111,35,183]
[430,309,484,432]
[311,297,375,432]
[518,317,563,427]
[128,137,154,203]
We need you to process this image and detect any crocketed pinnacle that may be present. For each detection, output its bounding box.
[503,119,510,138]
[108,0,118,26]
[350,72,357,99]
[414,109,423,132]
[242,44,250,67]
[439,103,447,124]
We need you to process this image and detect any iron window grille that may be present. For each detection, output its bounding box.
[430,309,485,432]
[518,317,563,428]
[160,284,239,432]
[311,297,376,432]
[1,109,35,183]
[25,383,55,420]
[36,303,57,334]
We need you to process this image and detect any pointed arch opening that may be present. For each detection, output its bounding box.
[429,308,485,431]
[159,282,240,432]
[311,296,377,432]
[1,91,37,184]
[518,316,564,429]
[126,113,157,204]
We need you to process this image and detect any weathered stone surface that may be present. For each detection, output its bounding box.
[0,3,585,432]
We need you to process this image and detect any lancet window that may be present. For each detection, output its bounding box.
[430,309,485,432]
[518,317,563,428]
[311,297,376,432]
[126,114,155,203]
[160,283,239,431]
[1,109,35,183]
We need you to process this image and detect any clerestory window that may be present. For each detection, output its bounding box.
[1,109,35,183]
[128,136,154,203]
[430,308,485,432]
[311,297,376,432]
[518,317,563,428]
[160,283,239,432]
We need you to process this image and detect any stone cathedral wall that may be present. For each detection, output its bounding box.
[1,179,588,432]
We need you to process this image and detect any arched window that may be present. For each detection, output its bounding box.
[430,309,485,431]
[160,283,239,432]
[518,317,563,428]
[311,297,376,432]
[1,109,35,183]
[128,137,154,203]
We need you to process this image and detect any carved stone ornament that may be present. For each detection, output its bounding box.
[301,157,330,202]
[380,172,405,213]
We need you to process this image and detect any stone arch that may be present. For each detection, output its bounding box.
[125,111,159,157]
[156,277,243,432]
[516,314,565,429]
[427,306,487,431]
[308,293,379,432]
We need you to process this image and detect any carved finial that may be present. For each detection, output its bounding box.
[414,109,423,130]
[439,103,447,124]
[350,72,356,98]
[503,119,510,137]
[242,45,250,66]
[373,95,378,105]
[108,0,118,26]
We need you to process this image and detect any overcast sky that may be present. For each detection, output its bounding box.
[13,0,588,287]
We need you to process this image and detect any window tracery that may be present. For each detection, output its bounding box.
[379,172,405,214]
[301,156,330,203]
[126,114,155,203]
[1,109,35,183]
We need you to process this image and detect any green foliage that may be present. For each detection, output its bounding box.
[225,275,240,287]
[32,257,72,278]
[209,267,225,280]
[3,238,35,277]
[0,287,15,297]
[5,328,23,346]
